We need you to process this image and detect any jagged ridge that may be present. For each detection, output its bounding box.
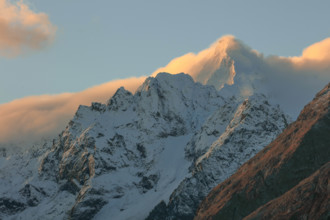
[195,83,330,220]
[0,73,290,220]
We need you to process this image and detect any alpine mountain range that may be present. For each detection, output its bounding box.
[0,37,329,220]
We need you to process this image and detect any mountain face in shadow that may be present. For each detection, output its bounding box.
[195,83,330,220]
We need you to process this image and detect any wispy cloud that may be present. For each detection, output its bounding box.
[0,77,146,145]
[0,0,56,56]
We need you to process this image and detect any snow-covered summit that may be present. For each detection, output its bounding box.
[0,72,290,220]
[198,37,266,100]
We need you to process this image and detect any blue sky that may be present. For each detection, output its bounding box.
[1,0,330,104]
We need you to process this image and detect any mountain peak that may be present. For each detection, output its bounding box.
[137,72,195,93]
[107,86,133,111]
[212,35,241,54]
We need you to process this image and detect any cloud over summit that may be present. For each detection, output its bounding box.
[154,36,330,116]
[153,35,241,89]
[0,0,56,56]
[0,36,329,146]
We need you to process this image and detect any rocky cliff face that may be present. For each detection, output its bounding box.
[195,83,330,220]
[0,73,290,220]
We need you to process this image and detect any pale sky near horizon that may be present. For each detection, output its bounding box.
[1,0,330,104]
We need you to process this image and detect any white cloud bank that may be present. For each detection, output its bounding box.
[0,36,329,146]
[0,0,56,56]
